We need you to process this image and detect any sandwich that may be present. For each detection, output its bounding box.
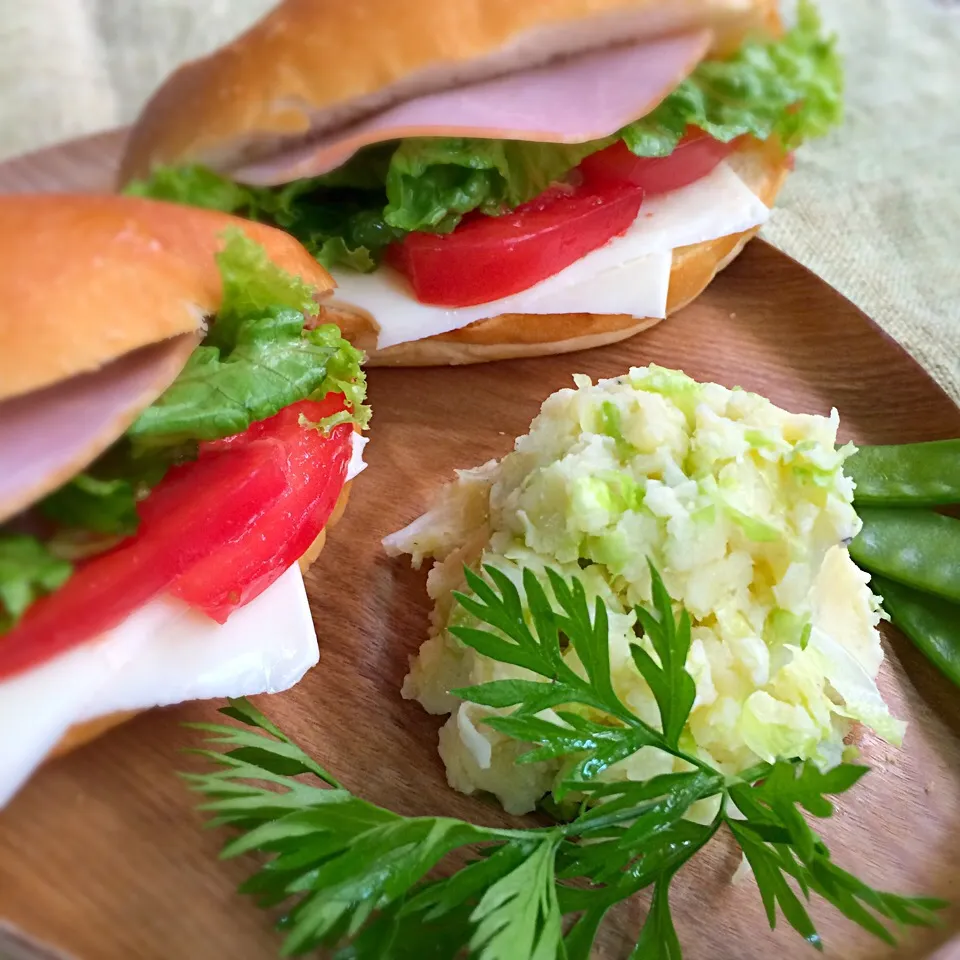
[0,194,369,806]
[119,0,841,365]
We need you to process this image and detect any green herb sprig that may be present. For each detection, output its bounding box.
[184,564,944,957]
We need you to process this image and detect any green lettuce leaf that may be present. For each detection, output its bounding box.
[39,474,139,536]
[264,190,403,273]
[0,535,72,627]
[129,311,365,446]
[38,443,195,537]
[125,1,840,270]
[132,228,369,444]
[125,164,259,213]
[621,0,842,156]
[253,153,407,271]
[212,226,319,345]
[383,137,610,233]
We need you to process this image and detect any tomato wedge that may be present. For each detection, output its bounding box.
[170,396,352,622]
[579,130,737,196]
[0,443,289,680]
[386,179,644,307]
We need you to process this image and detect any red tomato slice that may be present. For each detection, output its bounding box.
[386,179,644,307]
[0,443,289,681]
[168,396,352,623]
[579,130,737,196]
[0,394,354,679]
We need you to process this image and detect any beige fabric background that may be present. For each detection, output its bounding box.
[0,0,956,401]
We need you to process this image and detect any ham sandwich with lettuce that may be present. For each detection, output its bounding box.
[120,0,841,365]
[0,195,368,807]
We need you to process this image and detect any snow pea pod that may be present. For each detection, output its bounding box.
[846,440,960,506]
[872,575,960,688]
[849,508,960,603]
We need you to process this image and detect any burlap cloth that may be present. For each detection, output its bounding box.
[0,0,956,402]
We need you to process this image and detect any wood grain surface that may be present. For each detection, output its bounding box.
[0,134,958,960]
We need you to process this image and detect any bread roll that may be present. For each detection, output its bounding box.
[119,0,766,181]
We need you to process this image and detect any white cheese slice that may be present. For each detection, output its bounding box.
[346,433,369,482]
[329,161,770,350]
[0,564,317,808]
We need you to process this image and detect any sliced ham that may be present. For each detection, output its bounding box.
[232,31,711,186]
[0,334,199,523]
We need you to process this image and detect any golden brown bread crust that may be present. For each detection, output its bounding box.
[119,0,766,182]
[320,136,790,366]
[0,195,334,403]
[48,711,141,760]
[47,480,354,762]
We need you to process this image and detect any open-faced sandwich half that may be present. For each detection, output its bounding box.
[0,194,368,806]
[120,0,841,365]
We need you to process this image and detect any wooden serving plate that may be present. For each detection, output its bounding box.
[0,133,959,960]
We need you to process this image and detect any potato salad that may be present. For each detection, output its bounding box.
[384,366,903,814]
